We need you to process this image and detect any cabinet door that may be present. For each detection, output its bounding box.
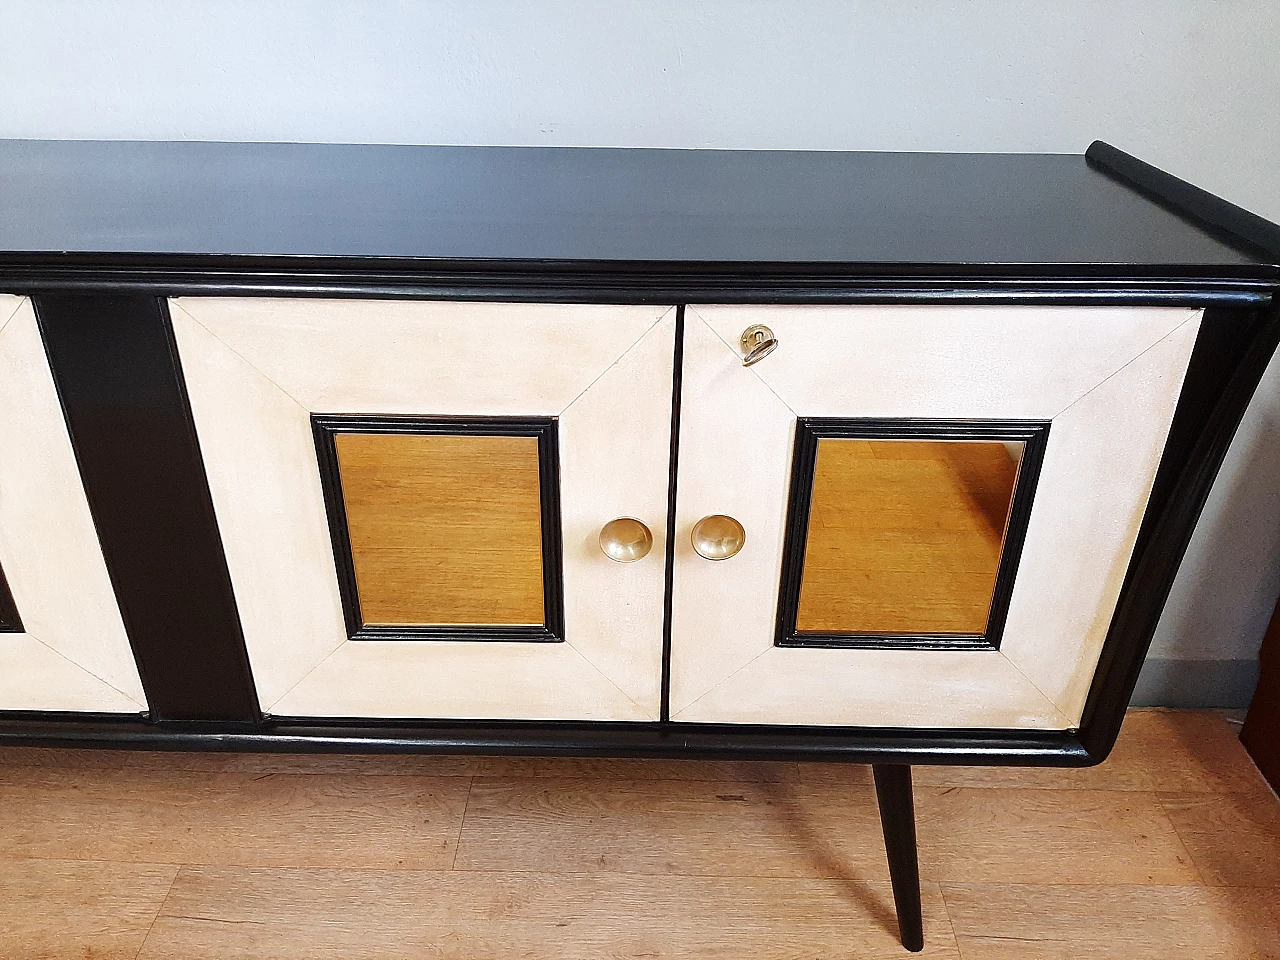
[173,298,675,721]
[670,304,1202,729]
[0,296,146,712]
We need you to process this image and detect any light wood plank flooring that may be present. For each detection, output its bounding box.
[0,708,1276,958]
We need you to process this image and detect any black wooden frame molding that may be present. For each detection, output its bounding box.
[31,295,260,723]
[312,414,566,643]
[0,257,1271,307]
[774,418,1050,651]
[0,560,22,633]
[0,709,1092,765]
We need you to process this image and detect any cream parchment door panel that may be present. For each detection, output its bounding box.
[0,296,147,712]
[173,298,675,721]
[670,304,1203,729]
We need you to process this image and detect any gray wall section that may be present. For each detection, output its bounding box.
[1133,659,1262,710]
[1,0,1278,706]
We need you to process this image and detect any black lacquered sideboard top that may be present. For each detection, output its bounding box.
[0,138,1277,300]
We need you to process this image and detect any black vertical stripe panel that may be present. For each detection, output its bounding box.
[0,559,22,632]
[34,295,259,722]
[658,305,685,722]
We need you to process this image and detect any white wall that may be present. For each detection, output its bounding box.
[3,0,1279,703]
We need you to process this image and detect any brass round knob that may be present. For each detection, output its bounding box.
[599,518,654,562]
[739,325,778,366]
[691,514,746,561]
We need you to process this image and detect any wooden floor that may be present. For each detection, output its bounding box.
[1,709,1277,959]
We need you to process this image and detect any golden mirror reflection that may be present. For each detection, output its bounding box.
[334,432,545,627]
[795,438,1022,636]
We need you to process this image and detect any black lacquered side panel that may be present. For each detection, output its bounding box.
[33,295,259,722]
[1079,304,1280,758]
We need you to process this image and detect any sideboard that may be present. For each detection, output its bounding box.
[1,139,1278,951]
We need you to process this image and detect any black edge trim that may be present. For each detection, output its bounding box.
[0,559,22,632]
[32,295,259,722]
[1087,141,1280,265]
[659,306,685,722]
[774,419,1049,651]
[1078,303,1280,761]
[0,256,1274,305]
[312,414,565,643]
[0,712,1092,766]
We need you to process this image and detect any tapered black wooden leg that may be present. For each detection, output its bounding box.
[873,764,923,952]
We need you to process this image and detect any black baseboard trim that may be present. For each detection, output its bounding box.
[0,712,1092,767]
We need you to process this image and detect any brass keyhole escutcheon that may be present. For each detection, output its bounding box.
[739,325,778,366]
[599,517,654,562]
[691,514,746,561]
